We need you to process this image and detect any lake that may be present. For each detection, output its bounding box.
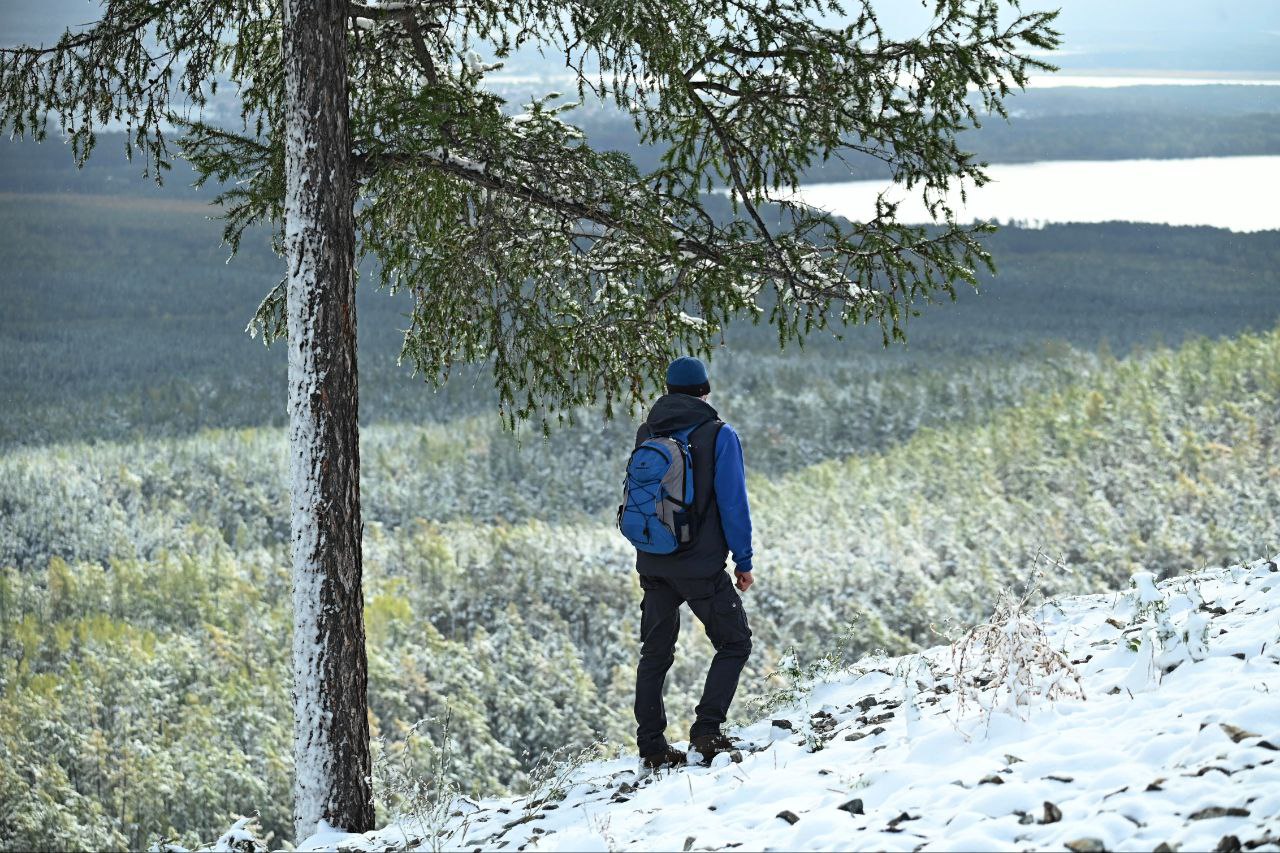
[795,156,1280,232]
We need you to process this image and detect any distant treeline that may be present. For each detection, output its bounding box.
[578,111,1280,182]
[3,83,1280,196]
[1,187,1278,448]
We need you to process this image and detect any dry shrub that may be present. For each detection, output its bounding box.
[950,564,1084,729]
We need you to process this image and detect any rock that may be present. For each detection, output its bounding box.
[1042,801,1063,824]
[1004,754,1024,765]
[1016,811,1035,825]
[777,810,800,825]
[838,798,865,816]
[979,774,1005,785]
[1190,807,1250,820]
[1256,741,1278,751]
[1194,766,1232,777]
[617,782,636,794]
[844,731,868,742]
[1152,843,1175,853]
[683,837,696,852]
[887,812,919,830]
[502,814,543,831]
[1146,778,1166,791]
[772,719,794,731]
[856,696,878,711]
[869,726,887,736]
[1215,837,1242,853]
[1064,839,1106,852]
[812,711,838,733]
[1047,774,1075,783]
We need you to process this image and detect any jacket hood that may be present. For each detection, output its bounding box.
[644,393,719,435]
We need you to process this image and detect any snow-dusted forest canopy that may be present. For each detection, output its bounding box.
[2,6,1280,846]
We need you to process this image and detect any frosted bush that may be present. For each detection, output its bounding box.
[951,565,1085,728]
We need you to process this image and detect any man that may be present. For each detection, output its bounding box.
[632,355,754,770]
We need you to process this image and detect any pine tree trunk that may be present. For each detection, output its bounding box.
[282,0,373,841]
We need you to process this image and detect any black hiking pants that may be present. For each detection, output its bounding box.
[634,570,753,756]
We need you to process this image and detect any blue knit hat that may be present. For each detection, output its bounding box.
[666,356,710,395]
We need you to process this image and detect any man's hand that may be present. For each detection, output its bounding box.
[735,570,754,592]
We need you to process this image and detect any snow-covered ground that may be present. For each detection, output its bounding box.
[295,556,1280,852]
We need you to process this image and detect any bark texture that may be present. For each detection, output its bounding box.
[282,0,373,841]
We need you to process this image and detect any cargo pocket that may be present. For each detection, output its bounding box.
[711,589,752,647]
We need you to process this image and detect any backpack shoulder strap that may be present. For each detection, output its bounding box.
[634,422,654,450]
[688,418,724,516]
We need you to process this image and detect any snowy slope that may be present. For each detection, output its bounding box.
[301,556,1280,853]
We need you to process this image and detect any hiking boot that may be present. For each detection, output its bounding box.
[689,733,740,764]
[640,746,688,771]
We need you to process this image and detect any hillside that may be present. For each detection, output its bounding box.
[3,327,1277,850]
[293,556,1280,852]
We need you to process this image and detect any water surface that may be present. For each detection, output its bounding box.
[796,156,1280,232]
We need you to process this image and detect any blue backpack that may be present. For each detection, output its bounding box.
[617,424,705,554]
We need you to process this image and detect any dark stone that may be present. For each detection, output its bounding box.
[502,814,543,830]
[1215,836,1242,853]
[1042,801,1063,824]
[772,719,794,731]
[777,810,800,825]
[1190,807,1250,820]
[979,774,1005,785]
[838,798,865,816]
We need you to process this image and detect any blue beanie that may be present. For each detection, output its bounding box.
[666,356,709,391]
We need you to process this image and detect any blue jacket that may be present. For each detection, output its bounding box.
[709,423,753,574]
[633,393,754,577]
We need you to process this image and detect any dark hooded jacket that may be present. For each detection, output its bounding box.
[633,393,730,579]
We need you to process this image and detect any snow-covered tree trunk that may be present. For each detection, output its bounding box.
[282,0,374,841]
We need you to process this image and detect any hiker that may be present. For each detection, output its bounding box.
[621,355,754,770]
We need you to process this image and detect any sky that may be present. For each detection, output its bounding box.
[4,0,1280,73]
